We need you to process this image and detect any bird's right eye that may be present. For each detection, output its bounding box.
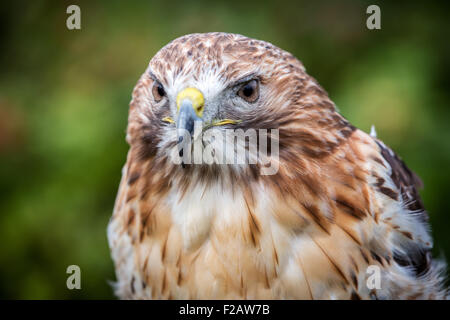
[152,81,166,102]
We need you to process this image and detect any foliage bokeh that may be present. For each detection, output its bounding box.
[0,0,449,299]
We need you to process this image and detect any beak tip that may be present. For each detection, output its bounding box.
[176,101,199,136]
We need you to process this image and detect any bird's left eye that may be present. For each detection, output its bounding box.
[237,79,259,103]
[152,81,166,102]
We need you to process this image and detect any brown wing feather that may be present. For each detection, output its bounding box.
[376,141,425,213]
[375,140,432,277]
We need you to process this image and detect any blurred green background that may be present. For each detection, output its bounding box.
[0,0,449,299]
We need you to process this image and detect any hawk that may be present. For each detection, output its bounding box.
[108,33,448,299]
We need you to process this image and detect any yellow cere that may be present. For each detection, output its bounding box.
[176,87,205,117]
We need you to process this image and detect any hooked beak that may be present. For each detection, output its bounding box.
[175,88,204,165]
[176,87,204,141]
[177,99,201,139]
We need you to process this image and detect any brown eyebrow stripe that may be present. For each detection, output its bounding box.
[226,72,260,89]
[148,71,162,84]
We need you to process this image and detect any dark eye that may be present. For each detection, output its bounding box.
[152,81,166,102]
[237,79,259,103]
